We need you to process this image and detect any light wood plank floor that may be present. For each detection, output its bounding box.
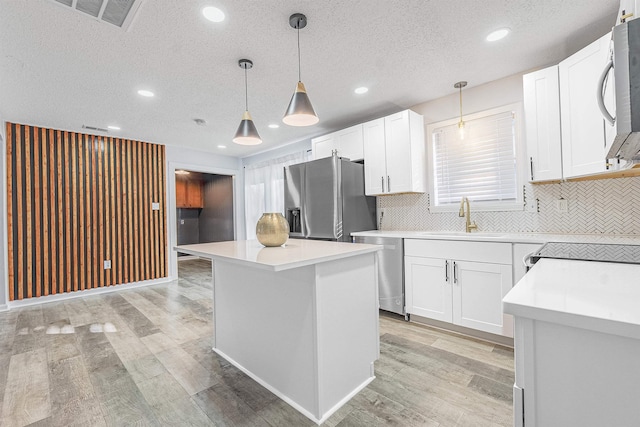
[0,259,514,426]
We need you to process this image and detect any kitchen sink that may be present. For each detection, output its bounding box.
[418,231,507,239]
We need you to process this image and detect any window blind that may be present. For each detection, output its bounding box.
[432,110,518,206]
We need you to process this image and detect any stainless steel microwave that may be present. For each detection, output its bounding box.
[601,18,640,162]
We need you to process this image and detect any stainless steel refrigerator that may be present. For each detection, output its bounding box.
[284,155,376,242]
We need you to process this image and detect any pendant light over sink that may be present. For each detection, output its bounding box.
[454,81,467,140]
[233,59,262,145]
[283,13,319,127]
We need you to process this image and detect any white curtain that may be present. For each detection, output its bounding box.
[244,150,311,239]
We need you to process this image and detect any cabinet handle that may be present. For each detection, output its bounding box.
[381,176,385,193]
[453,261,458,284]
[387,176,391,193]
[529,157,534,181]
[445,260,449,282]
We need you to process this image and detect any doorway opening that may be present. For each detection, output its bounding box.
[175,170,234,258]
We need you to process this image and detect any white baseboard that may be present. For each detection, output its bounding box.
[6,277,174,310]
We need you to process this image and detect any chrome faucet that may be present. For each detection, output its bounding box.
[458,197,478,233]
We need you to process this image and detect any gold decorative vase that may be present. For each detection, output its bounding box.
[256,213,289,247]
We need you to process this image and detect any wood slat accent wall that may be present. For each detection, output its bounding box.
[5,123,167,301]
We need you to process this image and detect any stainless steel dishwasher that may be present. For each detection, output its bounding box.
[354,236,405,318]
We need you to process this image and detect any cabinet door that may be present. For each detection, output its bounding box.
[363,118,387,195]
[176,178,188,208]
[187,180,203,208]
[452,260,513,336]
[312,133,337,160]
[384,111,413,193]
[405,256,452,322]
[559,32,612,178]
[523,66,563,181]
[336,124,364,161]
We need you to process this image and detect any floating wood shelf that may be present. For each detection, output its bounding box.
[531,164,640,185]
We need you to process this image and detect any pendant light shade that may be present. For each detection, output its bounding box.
[283,13,319,127]
[233,59,262,145]
[283,81,318,126]
[234,110,262,145]
[454,81,467,140]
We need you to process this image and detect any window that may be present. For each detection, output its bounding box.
[244,150,311,239]
[427,103,524,212]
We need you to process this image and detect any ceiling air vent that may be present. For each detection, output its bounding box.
[51,0,144,30]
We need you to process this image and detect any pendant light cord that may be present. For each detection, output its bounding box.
[459,85,463,123]
[244,66,248,111]
[297,24,301,82]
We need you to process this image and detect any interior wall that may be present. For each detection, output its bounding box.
[165,145,242,279]
[0,116,7,308]
[380,72,640,236]
[200,175,234,243]
[5,123,167,301]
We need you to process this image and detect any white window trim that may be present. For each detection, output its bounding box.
[426,102,526,213]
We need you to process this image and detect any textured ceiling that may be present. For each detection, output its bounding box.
[0,0,619,158]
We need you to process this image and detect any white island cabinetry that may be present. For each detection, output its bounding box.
[504,259,640,427]
[175,239,381,425]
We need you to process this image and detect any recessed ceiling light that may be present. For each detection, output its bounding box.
[137,89,155,97]
[268,124,280,129]
[107,125,120,130]
[354,87,369,95]
[217,145,226,149]
[486,28,510,42]
[202,6,225,22]
[175,170,190,175]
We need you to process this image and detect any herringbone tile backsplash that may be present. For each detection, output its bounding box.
[378,177,640,235]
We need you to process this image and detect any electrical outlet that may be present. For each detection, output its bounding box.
[104,260,111,270]
[555,198,568,213]
[152,202,160,211]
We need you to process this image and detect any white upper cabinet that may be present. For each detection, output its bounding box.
[523,65,563,181]
[362,118,387,195]
[363,110,426,196]
[559,32,615,178]
[311,133,337,160]
[311,124,364,161]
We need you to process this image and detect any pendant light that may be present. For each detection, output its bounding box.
[283,13,319,127]
[454,81,467,140]
[233,59,262,145]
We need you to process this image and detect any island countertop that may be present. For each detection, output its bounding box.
[175,239,382,272]
[503,258,640,339]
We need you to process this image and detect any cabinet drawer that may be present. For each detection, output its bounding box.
[405,239,511,264]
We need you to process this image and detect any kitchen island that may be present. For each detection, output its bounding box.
[503,258,640,427]
[175,239,382,425]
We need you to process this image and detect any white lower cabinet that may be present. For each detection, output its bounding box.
[405,239,514,337]
[405,256,452,322]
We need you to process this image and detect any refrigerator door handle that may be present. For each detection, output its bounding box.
[381,176,385,193]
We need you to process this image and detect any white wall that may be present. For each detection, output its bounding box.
[380,71,640,235]
[242,138,311,167]
[165,144,243,279]
[411,73,524,124]
[0,117,7,308]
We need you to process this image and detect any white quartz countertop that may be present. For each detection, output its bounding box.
[175,239,382,272]
[351,230,640,245]
[503,258,640,339]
